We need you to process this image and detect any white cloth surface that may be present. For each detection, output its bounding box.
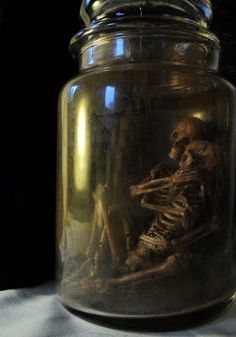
[0,283,235,337]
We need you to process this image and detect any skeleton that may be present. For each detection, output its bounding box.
[75,118,220,294]
[126,140,220,272]
[169,117,208,161]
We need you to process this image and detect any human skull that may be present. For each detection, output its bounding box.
[169,117,207,162]
[179,140,220,171]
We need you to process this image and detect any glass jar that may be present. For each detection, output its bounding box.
[56,0,236,329]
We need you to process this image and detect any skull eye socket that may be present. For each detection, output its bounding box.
[171,131,178,141]
[181,153,189,163]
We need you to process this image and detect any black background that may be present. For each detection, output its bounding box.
[0,1,235,289]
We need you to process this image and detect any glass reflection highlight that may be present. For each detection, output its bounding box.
[115,38,124,57]
[74,100,90,191]
[105,85,115,109]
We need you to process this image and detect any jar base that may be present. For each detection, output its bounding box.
[62,295,234,332]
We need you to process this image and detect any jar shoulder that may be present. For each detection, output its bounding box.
[211,74,236,92]
[59,67,236,100]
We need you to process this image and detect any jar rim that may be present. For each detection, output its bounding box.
[80,0,213,27]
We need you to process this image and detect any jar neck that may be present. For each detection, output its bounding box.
[70,19,220,73]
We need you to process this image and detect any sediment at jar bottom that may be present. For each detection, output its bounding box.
[60,259,236,317]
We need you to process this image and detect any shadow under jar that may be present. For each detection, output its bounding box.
[56,0,236,330]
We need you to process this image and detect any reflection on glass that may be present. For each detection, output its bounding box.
[92,0,100,11]
[74,100,90,191]
[105,85,115,109]
[69,85,78,100]
[192,111,205,120]
[116,12,125,17]
[88,48,94,65]
[115,38,124,57]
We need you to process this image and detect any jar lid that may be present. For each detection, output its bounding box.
[80,0,213,27]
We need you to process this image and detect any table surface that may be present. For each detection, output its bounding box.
[0,283,235,337]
